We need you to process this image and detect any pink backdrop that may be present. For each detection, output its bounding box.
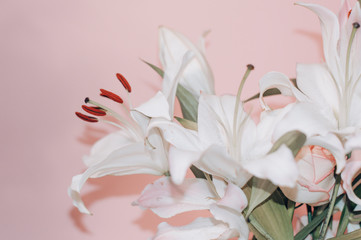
[0,0,345,239]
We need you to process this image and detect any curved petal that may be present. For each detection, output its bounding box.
[296,2,341,81]
[243,145,298,187]
[133,177,217,218]
[198,145,251,187]
[217,182,248,213]
[68,143,161,214]
[259,71,306,110]
[210,204,249,240]
[133,91,171,120]
[168,147,201,185]
[296,63,340,122]
[273,102,336,139]
[341,157,361,205]
[82,130,136,167]
[152,217,232,240]
[159,27,215,97]
[345,132,361,153]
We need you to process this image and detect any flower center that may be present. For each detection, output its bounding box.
[75,74,144,141]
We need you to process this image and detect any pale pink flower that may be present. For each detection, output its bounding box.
[281,146,336,206]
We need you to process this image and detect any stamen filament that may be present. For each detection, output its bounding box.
[345,23,359,89]
[85,98,141,139]
[204,173,221,200]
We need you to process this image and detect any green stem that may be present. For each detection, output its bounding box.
[336,199,349,236]
[318,174,341,240]
[307,205,313,224]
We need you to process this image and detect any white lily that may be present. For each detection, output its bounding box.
[69,26,217,214]
[152,91,298,188]
[133,177,249,240]
[159,26,215,98]
[259,1,361,204]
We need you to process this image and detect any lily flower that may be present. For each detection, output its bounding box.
[69,26,217,215]
[258,1,361,204]
[152,84,299,188]
[133,177,249,240]
[69,77,171,214]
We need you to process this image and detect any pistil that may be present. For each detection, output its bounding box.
[232,64,254,155]
[341,22,359,129]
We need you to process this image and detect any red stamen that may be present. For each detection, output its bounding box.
[75,112,98,122]
[116,73,132,93]
[348,9,352,18]
[100,89,124,103]
[81,105,106,116]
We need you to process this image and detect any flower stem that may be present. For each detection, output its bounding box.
[318,174,341,240]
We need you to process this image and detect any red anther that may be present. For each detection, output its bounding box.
[75,112,98,123]
[116,73,132,93]
[348,9,352,18]
[100,89,124,103]
[81,105,106,116]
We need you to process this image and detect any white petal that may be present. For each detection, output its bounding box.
[210,204,249,240]
[243,145,298,187]
[345,133,361,153]
[133,177,217,218]
[149,119,202,151]
[83,130,136,167]
[296,2,341,81]
[341,157,361,205]
[199,145,251,187]
[69,143,162,214]
[273,102,336,139]
[217,183,248,213]
[133,91,170,120]
[168,147,201,185]
[152,217,231,240]
[258,71,306,110]
[296,63,340,123]
[159,27,215,97]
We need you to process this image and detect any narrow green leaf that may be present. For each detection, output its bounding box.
[176,84,199,122]
[246,178,277,219]
[141,59,164,77]
[287,200,296,220]
[337,198,350,236]
[294,209,328,240]
[270,130,307,157]
[329,229,361,240]
[175,117,197,130]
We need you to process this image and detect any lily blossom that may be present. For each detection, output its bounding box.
[152,93,298,188]
[159,26,215,98]
[259,1,361,204]
[134,177,249,240]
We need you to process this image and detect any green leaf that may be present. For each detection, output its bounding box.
[329,229,361,240]
[294,209,328,240]
[337,198,350,236]
[249,190,294,240]
[176,84,199,122]
[189,165,207,180]
[246,178,277,219]
[141,59,164,77]
[270,130,307,157]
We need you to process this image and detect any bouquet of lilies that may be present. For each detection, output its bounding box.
[69,1,361,239]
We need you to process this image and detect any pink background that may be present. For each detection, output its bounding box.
[0,0,346,239]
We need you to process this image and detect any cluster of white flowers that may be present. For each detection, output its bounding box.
[69,1,361,239]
